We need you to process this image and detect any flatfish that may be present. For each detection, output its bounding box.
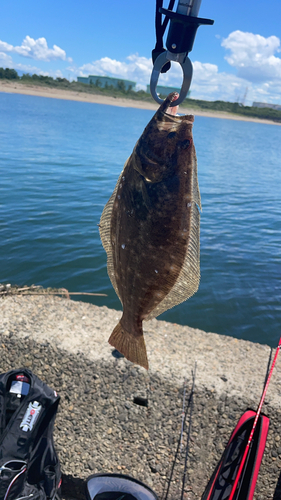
[99,92,201,369]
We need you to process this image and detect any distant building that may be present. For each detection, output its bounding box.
[77,75,136,91]
[146,84,190,98]
[253,101,281,111]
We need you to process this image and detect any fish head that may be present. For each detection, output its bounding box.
[133,92,194,183]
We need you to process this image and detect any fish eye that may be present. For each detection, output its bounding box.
[167,131,177,139]
[179,139,191,149]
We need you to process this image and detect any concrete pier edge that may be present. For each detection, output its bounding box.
[1,295,281,499]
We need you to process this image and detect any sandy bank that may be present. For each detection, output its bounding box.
[1,80,280,126]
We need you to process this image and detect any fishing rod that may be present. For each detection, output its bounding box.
[181,362,196,500]
[202,338,280,500]
[227,336,281,500]
[163,384,190,500]
[162,365,196,500]
[180,377,187,453]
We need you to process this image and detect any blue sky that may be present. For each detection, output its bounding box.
[1,0,281,105]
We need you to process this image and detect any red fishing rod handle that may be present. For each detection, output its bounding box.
[228,336,281,500]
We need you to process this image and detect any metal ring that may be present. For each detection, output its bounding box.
[150,52,193,106]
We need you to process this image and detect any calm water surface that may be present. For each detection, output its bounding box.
[0,93,280,346]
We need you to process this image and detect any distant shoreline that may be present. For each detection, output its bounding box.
[1,80,280,126]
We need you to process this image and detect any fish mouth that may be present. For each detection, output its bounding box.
[166,92,179,116]
[159,92,194,124]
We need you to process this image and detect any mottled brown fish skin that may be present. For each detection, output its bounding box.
[100,92,200,369]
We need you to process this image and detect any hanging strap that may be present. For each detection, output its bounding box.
[152,0,176,73]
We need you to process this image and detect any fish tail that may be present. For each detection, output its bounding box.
[108,322,149,370]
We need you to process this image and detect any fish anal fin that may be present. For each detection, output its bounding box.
[146,196,200,320]
[108,321,149,370]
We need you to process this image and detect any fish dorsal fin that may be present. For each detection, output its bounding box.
[99,161,130,303]
[193,154,201,212]
[145,151,201,320]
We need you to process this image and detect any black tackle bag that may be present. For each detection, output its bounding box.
[0,368,61,500]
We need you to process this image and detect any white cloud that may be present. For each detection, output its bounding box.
[2,30,281,106]
[191,61,245,100]
[192,59,281,104]
[0,56,52,76]
[0,36,72,62]
[14,63,64,79]
[0,41,14,52]
[75,54,249,102]
[14,62,45,74]
[222,30,281,82]
[74,49,281,105]
[0,52,13,67]
[0,54,70,80]
[79,54,152,84]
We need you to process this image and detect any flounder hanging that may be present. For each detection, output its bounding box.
[99,92,201,369]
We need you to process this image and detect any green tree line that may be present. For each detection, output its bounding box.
[181,97,281,123]
[1,67,281,123]
[0,67,70,85]
[0,67,19,79]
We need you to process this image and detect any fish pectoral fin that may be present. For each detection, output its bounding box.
[141,180,152,210]
[108,321,149,370]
